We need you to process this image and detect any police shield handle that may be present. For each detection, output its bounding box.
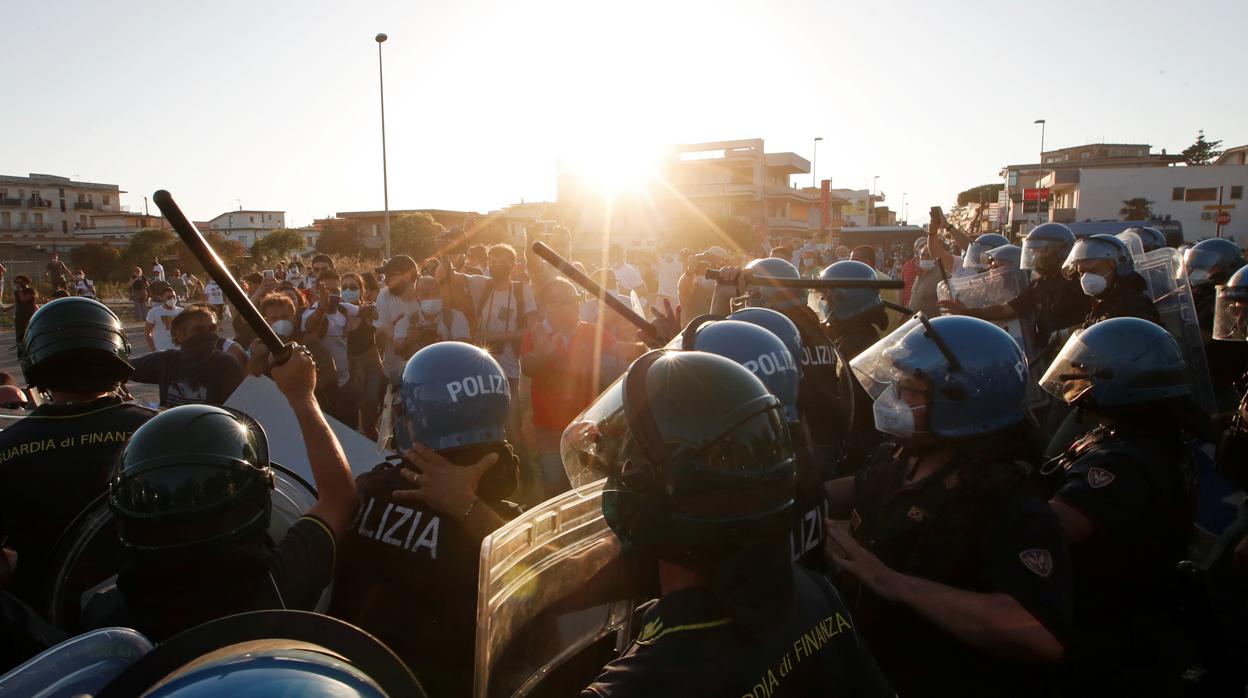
[705,268,904,290]
[530,241,663,347]
[152,190,291,362]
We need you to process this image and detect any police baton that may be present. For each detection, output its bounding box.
[152,190,291,362]
[530,241,663,347]
[704,268,904,290]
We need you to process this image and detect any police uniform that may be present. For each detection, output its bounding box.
[582,565,892,698]
[1196,285,1248,413]
[1043,425,1193,695]
[1082,272,1161,328]
[826,313,886,362]
[1008,274,1089,349]
[0,396,154,610]
[848,452,1072,698]
[82,513,336,642]
[783,305,851,466]
[330,462,521,697]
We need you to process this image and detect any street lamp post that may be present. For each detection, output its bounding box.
[812,137,823,188]
[872,175,879,196]
[376,32,392,260]
[901,193,907,223]
[1034,119,1046,227]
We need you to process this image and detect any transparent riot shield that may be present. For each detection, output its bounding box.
[0,627,152,698]
[43,463,324,632]
[474,479,634,698]
[1117,229,1146,258]
[1134,248,1218,414]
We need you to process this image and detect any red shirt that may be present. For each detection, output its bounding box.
[521,322,617,431]
[900,258,920,307]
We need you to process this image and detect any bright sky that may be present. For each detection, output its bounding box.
[3,0,1244,228]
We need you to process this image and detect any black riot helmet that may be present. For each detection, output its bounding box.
[110,405,274,560]
[1184,237,1246,288]
[18,296,133,391]
[561,350,795,564]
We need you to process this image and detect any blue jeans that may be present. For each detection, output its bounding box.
[134,299,148,322]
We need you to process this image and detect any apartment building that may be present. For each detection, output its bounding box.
[0,173,122,237]
[199,209,287,248]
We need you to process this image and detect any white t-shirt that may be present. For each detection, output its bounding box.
[151,263,165,281]
[656,258,683,300]
[146,304,183,351]
[374,286,423,383]
[205,282,224,306]
[466,275,536,380]
[394,307,471,343]
[613,263,644,294]
[302,301,360,339]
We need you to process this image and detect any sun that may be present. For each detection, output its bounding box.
[560,139,666,199]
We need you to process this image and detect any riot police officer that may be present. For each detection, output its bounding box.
[1039,317,1202,696]
[960,233,1011,276]
[82,347,357,642]
[1186,237,1248,414]
[813,260,889,360]
[567,350,891,697]
[824,315,1072,698]
[711,257,854,479]
[0,298,155,611]
[330,341,522,697]
[940,223,1089,356]
[1063,233,1160,327]
[1122,225,1167,254]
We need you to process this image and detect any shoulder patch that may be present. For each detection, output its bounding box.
[1018,548,1053,578]
[1087,466,1115,489]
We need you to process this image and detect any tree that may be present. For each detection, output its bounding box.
[1181,130,1223,166]
[120,228,179,273]
[169,231,247,277]
[249,229,307,267]
[1119,197,1154,221]
[70,242,121,281]
[956,183,1004,207]
[315,219,368,257]
[390,212,443,261]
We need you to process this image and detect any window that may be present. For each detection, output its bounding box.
[1172,187,1185,201]
[1185,187,1217,202]
[34,213,43,226]
[103,194,111,205]
[250,216,255,224]
[1232,186,1244,200]
[1080,152,1090,160]
[61,221,67,234]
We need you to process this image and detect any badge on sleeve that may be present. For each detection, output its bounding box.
[1087,467,1115,489]
[1019,549,1053,578]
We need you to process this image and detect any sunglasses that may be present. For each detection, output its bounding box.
[343,285,361,291]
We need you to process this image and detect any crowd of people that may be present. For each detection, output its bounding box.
[1,214,1247,696]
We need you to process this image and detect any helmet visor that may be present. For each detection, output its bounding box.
[963,242,992,270]
[849,317,949,400]
[1038,329,1097,404]
[1020,239,1066,271]
[1214,285,1248,341]
[1183,247,1224,275]
[1117,230,1145,258]
[1039,328,1189,405]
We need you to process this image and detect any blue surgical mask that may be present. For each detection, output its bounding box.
[341,289,361,303]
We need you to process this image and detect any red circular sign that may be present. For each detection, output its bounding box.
[1217,211,1231,225]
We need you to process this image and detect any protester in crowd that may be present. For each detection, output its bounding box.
[395,276,470,361]
[168,268,187,300]
[43,253,70,291]
[182,270,203,301]
[150,256,165,282]
[374,255,422,386]
[71,269,96,299]
[82,347,357,643]
[341,271,384,440]
[610,244,644,296]
[129,266,150,321]
[303,269,361,422]
[798,247,822,278]
[10,276,38,346]
[144,285,182,352]
[130,305,243,408]
[907,239,947,318]
[203,276,225,318]
[851,245,878,270]
[462,244,487,276]
[654,248,683,310]
[678,245,724,318]
[520,278,644,500]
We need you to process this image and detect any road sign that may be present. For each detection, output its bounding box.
[1217,211,1231,226]
[1204,204,1236,211]
[1023,187,1050,202]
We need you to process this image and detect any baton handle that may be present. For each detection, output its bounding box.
[153,190,290,359]
[705,268,903,290]
[530,242,662,346]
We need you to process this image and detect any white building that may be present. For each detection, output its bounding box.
[1040,164,1248,244]
[200,210,286,248]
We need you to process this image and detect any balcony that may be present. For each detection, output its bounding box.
[0,198,21,207]
[27,198,52,208]
[764,184,818,201]
[683,182,758,198]
[74,201,95,210]
[766,216,811,232]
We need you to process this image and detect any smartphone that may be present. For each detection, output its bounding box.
[263,269,275,281]
[329,294,341,312]
[929,206,943,221]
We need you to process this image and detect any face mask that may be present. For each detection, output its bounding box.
[341,289,361,303]
[1079,272,1108,296]
[1188,269,1211,285]
[918,259,936,271]
[872,385,917,439]
[271,319,294,338]
[420,299,443,316]
[164,298,177,309]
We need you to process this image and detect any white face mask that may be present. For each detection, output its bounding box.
[1187,269,1211,285]
[271,319,294,338]
[918,259,936,271]
[872,384,917,439]
[420,299,443,316]
[1079,272,1108,296]
[164,298,177,309]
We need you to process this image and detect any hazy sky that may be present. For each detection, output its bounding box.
[3,0,1244,227]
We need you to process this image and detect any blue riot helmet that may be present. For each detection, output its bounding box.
[1214,266,1248,341]
[963,233,1011,273]
[1020,223,1075,274]
[681,318,800,422]
[397,341,510,452]
[1040,317,1190,408]
[1121,226,1166,254]
[728,306,804,370]
[813,260,883,323]
[850,315,1028,440]
[1063,233,1135,279]
[985,244,1023,271]
[1184,237,1246,288]
[742,257,804,310]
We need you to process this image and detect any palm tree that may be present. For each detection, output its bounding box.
[1119,197,1154,221]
